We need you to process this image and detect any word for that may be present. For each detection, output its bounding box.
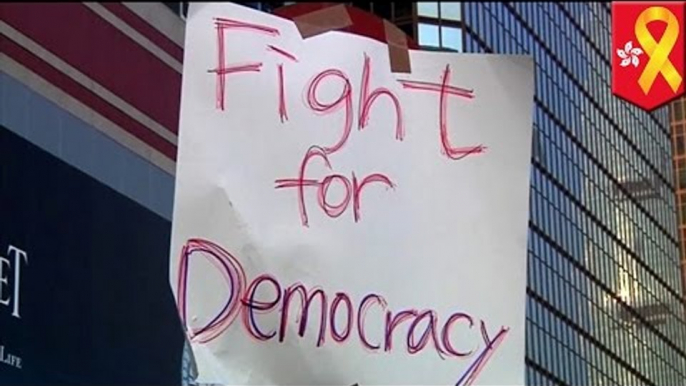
[274,146,395,226]
[0,245,28,319]
[176,238,509,386]
[210,18,487,226]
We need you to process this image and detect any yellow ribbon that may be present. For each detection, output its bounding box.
[634,6,683,94]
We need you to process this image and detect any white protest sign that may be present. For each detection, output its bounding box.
[171,3,534,385]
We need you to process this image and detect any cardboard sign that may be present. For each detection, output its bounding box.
[171,3,534,385]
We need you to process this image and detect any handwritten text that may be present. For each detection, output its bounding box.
[210,18,487,226]
[176,239,509,386]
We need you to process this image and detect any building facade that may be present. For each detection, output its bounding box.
[458,2,686,386]
[671,96,686,305]
[0,2,186,384]
[3,2,686,386]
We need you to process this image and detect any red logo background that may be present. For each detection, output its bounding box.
[612,1,685,111]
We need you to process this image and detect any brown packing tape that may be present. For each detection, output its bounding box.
[292,4,353,39]
[383,20,411,73]
[291,5,412,73]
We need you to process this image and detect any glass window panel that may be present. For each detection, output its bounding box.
[418,23,440,47]
[675,99,685,121]
[440,2,462,21]
[679,168,686,189]
[442,26,463,51]
[417,2,439,18]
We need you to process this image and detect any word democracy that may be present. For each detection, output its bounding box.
[176,238,509,386]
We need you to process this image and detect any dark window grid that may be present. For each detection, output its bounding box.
[524,366,534,385]
[534,83,679,251]
[526,355,568,386]
[575,335,621,386]
[489,12,501,51]
[534,49,677,229]
[541,7,573,74]
[464,32,478,53]
[548,234,680,352]
[516,15,527,52]
[562,333,572,384]
[530,226,686,371]
[637,324,680,378]
[552,64,671,195]
[463,5,471,49]
[539,180,684,322]
[507,5,674,176]
[527,319,555,382]
[536,116,679,274]
[559,205,578,263]
[492,7,507,53]
[503,8,513,52]
[581,160,679,277]
[660,321,684,367]
[601,2,612,17]
[642,327,685,385]
[533,321,580,386]
[478,2,486,44]
[463,27,683,297]
[501,12,512,52]
[499,4,525,54]
[482,8,495,50]
[525,292,535,348]
[493,2,502,29]
[528,285,660,386]
[529,259,685,384]
[588,163,676,286]
[590,54,672,162]
[530,191,686,352]
[563,14,581,82]
[529,301,540,365]
[543,310,552,370]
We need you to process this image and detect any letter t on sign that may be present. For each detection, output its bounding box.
[399,65,486,160]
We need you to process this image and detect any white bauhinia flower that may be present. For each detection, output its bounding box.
[617,41,643,68]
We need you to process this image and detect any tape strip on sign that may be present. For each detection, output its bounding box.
[383,19,411,73]
[291,4,411,73]
[291,4,353,38]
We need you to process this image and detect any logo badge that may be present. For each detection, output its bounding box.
[612,2,685,110]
